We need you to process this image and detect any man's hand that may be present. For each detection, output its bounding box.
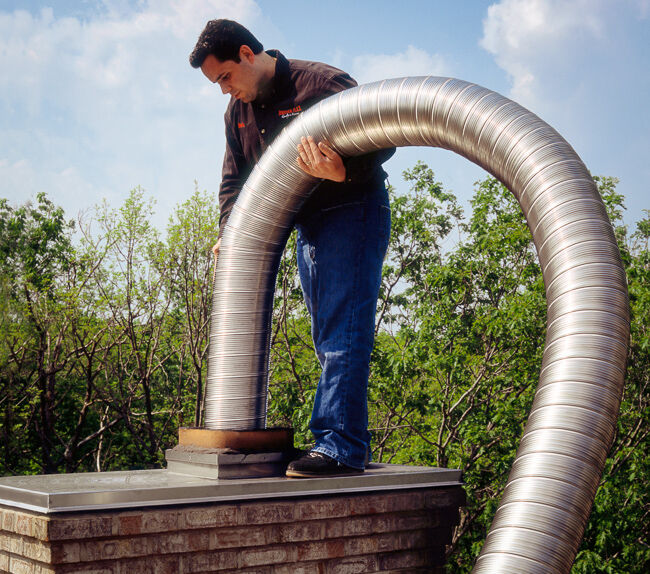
[297,136,346,182]
[211,238,221,281]
[212,238,221,259]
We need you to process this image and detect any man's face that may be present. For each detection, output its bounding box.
[200,48,259,103]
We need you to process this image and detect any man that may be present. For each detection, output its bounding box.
[190,19,393,477]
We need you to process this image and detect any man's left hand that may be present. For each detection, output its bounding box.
[297,136,346,182]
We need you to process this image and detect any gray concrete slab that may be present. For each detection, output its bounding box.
[164,445,292,479]
[0,464,462,514]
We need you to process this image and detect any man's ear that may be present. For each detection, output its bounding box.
[239,45,255,63]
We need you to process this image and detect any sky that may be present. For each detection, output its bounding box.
[1,0,649,233]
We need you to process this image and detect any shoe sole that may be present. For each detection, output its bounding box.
[285,468,364,479]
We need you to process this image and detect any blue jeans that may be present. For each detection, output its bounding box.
[296,183,391,469]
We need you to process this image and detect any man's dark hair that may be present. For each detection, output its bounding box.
[189,19,264,68]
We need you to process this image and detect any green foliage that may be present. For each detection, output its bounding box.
[0,167,647,572]
[266,230,320,447]
[267,165,647,572]
[0,185,218,474]
[572,205,650,574]
[0,192,74,294]
[366,168,547,569]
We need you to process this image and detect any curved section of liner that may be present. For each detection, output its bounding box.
[205,77,629,573]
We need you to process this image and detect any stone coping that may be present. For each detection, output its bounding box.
[0,464,461,515]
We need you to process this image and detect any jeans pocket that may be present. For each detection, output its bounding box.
[320,202,367,234]
[378,204,392,244]
[320,200,365,216]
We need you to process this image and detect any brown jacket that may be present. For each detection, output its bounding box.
[219,50,394,234]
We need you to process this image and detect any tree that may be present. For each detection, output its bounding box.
[266,165,648,573]
[79,188,179,468]
[572,201,650,573]
[0,193,115,473]
[163,186,220,427]
[1,168,646,571]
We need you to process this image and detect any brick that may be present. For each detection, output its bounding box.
[383,532,410,554]
[338,529,431,558]
[32,518,49,541]
[278,520,325,543]
[323,518,344,539]
[0,486,461,574]
[295,498,350,521]
[210,526,243,550]
[296,494,398,522]
[15,513,33,537]
[347,495,390,516]
[154,532,188,555]
[211,525,273,550]
[48,516,112,541]
[22,539,51,562]
[324,515,374,539]
[423,487,466,510]
[0,550,9,571]
[120,555,180,574]
[240,544,297,567]
[10,532,24,555]
[422,508,464,531]
[117,514,142,536]
[342,516,375,537]
[273,563,323,574]
[183,505,239,529]
[163,530,210,554]
[297,539,345,562]
[140,510,180,534]
[377,532,402,553]
[325,555,379,574]
[343,534,379,555]
[35,564,58,574]
[325,512,423,539]
[393,511,436,531]
[240,503,295,525]
[378,549,429,570]
[122,535,149,557]
[78,539,121,562]
[220,568,273,574]
[8,556,35,574]
[385,491,426,513]
[57,563,115,574]
[184,550,239,573]
[2,509,16,532]
[51,541,80,564]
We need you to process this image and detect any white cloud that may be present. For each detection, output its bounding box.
[479,0,650,229]
[350,46,447,85]
[0,1,262,116]
[0,1,260,223]
[480,0,606,104]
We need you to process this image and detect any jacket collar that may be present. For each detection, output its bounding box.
[254,49,290,105]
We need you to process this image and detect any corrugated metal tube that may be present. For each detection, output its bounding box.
[205,77,629,573]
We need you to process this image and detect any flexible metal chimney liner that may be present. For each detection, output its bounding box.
[206,77,629,573]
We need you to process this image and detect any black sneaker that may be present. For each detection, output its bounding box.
[285,451,364,478]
